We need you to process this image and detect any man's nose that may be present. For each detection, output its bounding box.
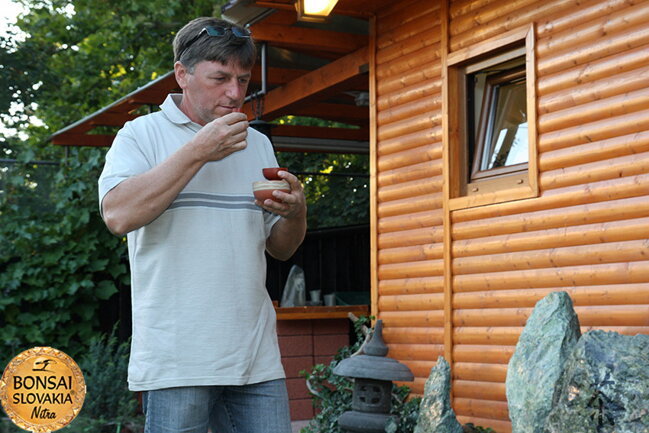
[225,80,243,100]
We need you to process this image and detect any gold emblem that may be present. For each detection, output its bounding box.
[0,347,86,432]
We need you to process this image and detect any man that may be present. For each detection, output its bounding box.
[98,16,306,433]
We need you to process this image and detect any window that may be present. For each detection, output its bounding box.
[446,26,538,209]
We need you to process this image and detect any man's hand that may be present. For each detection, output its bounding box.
[189,112,249,162]
[255,170,306,220]
[261,170,307,260]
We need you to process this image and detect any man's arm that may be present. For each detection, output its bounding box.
[102,112,249,236]
[258,171,307,261]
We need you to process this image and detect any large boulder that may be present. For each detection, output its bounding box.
[506,291,582,433]
[413,356,463,433]
[544,330,649,433]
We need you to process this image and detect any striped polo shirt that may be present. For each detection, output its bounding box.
[98,94,284,391]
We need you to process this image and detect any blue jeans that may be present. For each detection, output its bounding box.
[142,379,292,433]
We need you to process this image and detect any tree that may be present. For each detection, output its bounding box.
[0,0,219,364]
[2,0,218,134]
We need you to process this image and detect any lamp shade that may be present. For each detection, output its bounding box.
[295,0,339,22]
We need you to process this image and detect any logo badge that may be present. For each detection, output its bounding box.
[0,347,86,432]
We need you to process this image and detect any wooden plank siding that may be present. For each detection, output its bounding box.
[374,0,447,403]
[372,0,649,431]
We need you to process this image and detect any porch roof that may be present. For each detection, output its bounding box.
[49,0,391,153]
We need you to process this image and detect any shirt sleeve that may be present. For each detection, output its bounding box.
[97,123,153,212]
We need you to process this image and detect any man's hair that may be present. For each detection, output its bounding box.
[173,17,257,72]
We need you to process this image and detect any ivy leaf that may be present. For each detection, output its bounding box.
[95,280,118,300]
[67,282,80,296]
[89,258,109,272]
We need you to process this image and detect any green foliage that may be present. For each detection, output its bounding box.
[275,116,369,229]
[61,327,143,433]
[278,152,369,229]
[76,327,137,423]
[0,147,129,366]
[2,0,219,133]
[299,317,421,433]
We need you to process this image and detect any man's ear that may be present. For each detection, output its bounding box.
[174,61,189,89]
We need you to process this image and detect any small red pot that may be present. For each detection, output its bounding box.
[262,167,288,180]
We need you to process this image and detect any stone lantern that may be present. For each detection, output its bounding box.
[333,320,414,432]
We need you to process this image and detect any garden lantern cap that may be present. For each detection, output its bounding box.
[295,0,339,22]
[333,320,414,382]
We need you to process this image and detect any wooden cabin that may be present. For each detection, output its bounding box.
[52,0,649,430]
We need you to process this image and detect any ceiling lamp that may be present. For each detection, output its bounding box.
[295,0,339,22]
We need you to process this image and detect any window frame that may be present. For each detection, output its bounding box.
[445,25,538,210]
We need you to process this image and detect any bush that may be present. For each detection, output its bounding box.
[0,149,129,367]
[61,327,143,433]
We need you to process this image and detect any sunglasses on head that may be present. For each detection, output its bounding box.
[179,25,252,60]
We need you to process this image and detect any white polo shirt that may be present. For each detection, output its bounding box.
[98,94,284,391]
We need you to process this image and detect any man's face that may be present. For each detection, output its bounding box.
[176,59,252,125]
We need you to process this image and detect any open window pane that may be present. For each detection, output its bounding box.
[483,79,527,170]
[470,58,527,181]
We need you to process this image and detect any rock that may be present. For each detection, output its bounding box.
[414,356,463,433]
[544,330,649,433]
[506,291,581,433]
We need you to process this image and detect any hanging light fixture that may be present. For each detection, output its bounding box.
[295,0,339,22]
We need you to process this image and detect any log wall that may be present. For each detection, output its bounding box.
[374,0,446,407]
[372,0,649,431]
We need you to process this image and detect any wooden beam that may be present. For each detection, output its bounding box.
[250,22,366,54]
[250,65,310,85]
[275,304,369,320]
[261,46,369,119]
[243,100,368,126]
[50,133,115,147]
[252,0,293,8]
[272,124,368,140]
[128,89,172,105]
[265,73,368,120]
[274,74,369,119]
[252,0,383,17]
[291,102,369,124]
[55,123,94,136]
[252,7,297,25]
[51,125,368,149]
[441,0,454,385]
[369,15,378,321]
[89,112,137,126]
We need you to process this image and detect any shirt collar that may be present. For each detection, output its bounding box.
[161,94,196,126]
